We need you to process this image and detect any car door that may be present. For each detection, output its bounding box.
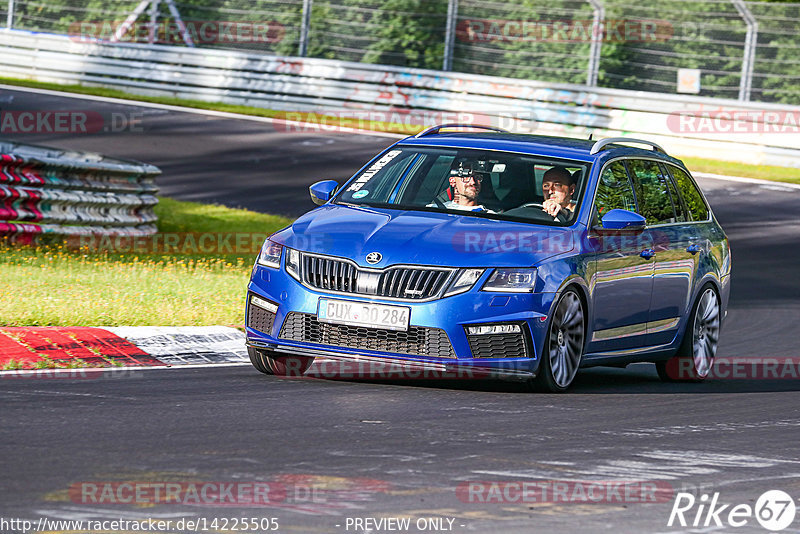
[627,159,696,346]
[587,160,654,354]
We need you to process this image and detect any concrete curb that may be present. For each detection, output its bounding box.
[0,326,247,372]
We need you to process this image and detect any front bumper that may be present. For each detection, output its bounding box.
[246,264,557,376]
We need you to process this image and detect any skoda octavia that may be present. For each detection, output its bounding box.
[246,125,730,391]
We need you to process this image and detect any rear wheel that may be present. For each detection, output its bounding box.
[247,347,315,377]
[656,285,720,382]
[531,288,585,393]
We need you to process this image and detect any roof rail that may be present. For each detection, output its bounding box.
[414,124,508,138]
[590,137,667,155]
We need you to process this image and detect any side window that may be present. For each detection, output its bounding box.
[402,154,454,205]
[595,161,637,216]
[627,159,676,225]
[670,166,709,221]
[661,164,687,223]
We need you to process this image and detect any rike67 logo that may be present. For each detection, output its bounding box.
[668,490,796,531]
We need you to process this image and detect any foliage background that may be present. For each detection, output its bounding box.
[6,0,799,103]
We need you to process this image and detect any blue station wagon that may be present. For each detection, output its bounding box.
[246,125,731,391]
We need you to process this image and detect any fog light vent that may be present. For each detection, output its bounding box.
[466,323,530,359]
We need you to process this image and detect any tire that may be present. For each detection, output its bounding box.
[530,288,586,393]
[656,285,720,382]
[248,347,314,377]
[248,347,273,375]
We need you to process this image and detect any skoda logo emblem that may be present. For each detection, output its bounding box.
[366,252,382,264]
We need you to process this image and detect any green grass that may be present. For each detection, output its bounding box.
[154,196,293,235]
[0,198,293,327]
[678,156,800,184]
[4,75,799,183]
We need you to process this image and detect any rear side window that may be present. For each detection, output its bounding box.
[627,159,677,225]
[670,166,710,221]
[661,164,687,223]
[595,161,637,216]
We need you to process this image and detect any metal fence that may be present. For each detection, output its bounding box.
[3,0,800,104]
[3,30,799,169]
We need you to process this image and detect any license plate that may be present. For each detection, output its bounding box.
[317,298,410,331]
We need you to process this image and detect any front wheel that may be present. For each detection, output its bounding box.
[248,347,273,375]
[248,347,314,377]
[530,288,586,393]
[656,285,720,382]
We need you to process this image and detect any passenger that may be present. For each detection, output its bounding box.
[541,166,577,219]
[435,162,493,212]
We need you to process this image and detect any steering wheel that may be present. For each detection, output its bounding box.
[432,196,447,209]
[516,202,567,222]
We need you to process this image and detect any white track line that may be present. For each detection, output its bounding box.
[694,171,800,190]
[0,83,405,139]
[3,84,797,187]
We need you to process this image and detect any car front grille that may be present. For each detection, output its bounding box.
[467,329,531,359]
[247,301,276,335]
[279,312,456,359]
[301,254,452,300]
[302,255,358,293]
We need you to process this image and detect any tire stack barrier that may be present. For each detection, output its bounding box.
[0,139,160,239]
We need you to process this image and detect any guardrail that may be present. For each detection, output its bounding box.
[0,138,160,239]
[1,29,799,167]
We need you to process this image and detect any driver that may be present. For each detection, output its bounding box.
[435,161,493,212]
[541,166,576,219]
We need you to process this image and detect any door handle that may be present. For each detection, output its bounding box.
[686,244,702,255]
[640,249,656,259]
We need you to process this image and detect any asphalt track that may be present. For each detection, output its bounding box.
[1,87,799,534]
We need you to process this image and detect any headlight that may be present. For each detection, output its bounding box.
[481,268,537,293]
[443,268,484,297]
[257,240,282,269]
[285,248,301,280]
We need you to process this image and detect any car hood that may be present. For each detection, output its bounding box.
[271,204,574,268]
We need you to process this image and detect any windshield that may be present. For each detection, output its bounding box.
[335,146,589,225]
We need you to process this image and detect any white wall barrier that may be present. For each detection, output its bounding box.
[1,29,799,168]
[0,138,159,238]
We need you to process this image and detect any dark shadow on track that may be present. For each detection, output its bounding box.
[251,362,800,395]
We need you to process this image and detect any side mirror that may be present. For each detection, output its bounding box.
[309,180,339,206]
[599,209,646,231]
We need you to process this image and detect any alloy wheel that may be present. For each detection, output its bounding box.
[548,291,585,388]
[691,288,720,379]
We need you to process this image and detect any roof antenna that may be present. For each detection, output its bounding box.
[588,133,594,141]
